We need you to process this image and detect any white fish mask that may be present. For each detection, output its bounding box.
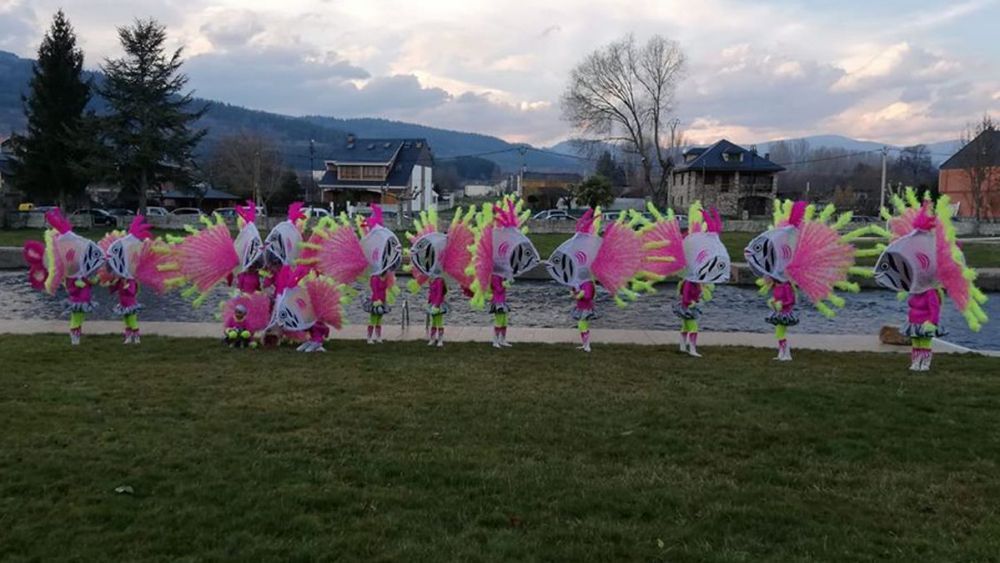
[744,226,797,282]
[269,286,316,332]
[361,225,402,275]
[683,232,731,283]
[235,222,263,272]
[409,232,446,278]
[874,230,937,294]
[264,221,302,266]
[106,234,143,279]
[545,233,602,288]
[56,231,106,279]
[493,227,540,279]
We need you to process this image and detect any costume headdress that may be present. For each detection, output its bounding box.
[234,200,264,272]
[405,207,476,292]
[96,215,175,293]
[24,209,106,295]
[545,208,652,306]
[466,196,540,309]
[871,188,988,331]
[639,202,731,284]
[267,265,347,333]
[264,202,307,266]
[302,204,402,282]
[744,200,871,317]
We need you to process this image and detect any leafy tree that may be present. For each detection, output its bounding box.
[98,19,207,213]
[595,150,627,186]
[13,10,92,208]
[271,170,303,207]
[573,174,615,209]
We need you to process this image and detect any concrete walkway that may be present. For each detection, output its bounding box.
[0,319,990,356]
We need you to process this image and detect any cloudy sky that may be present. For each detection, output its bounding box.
[2,0,998,146]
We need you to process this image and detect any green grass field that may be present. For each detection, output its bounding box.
[2,335,999,561]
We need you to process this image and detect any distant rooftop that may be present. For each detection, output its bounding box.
[325,137,429,165]
[674,139,785,173]
[940,130,1000,170]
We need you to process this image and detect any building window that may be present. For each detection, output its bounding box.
[721,174,731,193]
[362,166,385,180]
[339,166,362,180]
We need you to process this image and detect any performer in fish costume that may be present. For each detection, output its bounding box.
[870,188,988,371]
[220,201,270,348]
[467,196,541,348]
[301,204,402,344]
[744,200,871,361]
[638,202,731,357]
[405,207,476,346]
[96,215,176,344]
[264,202,307,268]
[545,208,651,352]
[22,209,106,345]
[266,265,347,352]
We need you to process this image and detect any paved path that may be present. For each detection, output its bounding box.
[0,319,990,356]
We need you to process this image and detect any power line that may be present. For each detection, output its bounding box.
[773,149,881,167]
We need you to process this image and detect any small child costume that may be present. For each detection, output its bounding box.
[301,204,402,344]
[221,202,270,347]
[467,197,541,348]
[639,202,731,357]
[23,209,106,345]
[744,200,870,361]
[872,189,988,371]
[406,207,476,346]
[97,215,174,344]
[267,265,347,352]
[545,208,649,352]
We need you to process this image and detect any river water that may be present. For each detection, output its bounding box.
[1,271,997,351]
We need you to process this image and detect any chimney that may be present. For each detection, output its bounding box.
[764,152,770,161]
[346,133,356,144]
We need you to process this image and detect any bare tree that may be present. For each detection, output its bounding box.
[561,34,685,203]
[958,114,998,224]
[206,131,286,206]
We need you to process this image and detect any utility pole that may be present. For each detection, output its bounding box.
[879,146,889,211]
[667,118,681,206]
[309,139,316,205]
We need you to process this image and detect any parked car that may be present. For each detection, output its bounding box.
[72,208,116,227]
[532,209,574,221]
[142,206,169,217]
[25,205,57,215]
[170,207,205,217]
[302,207,331,219]
[107,208,135,218]
[214,207,238,220]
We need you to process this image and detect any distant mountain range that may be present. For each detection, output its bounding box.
[0,49,961,175]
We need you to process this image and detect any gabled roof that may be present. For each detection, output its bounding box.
[940,130,1000,170]
[318,138,432,189]
[674,139,785,173]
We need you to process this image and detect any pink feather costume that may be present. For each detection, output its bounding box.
[744,200,866,362]
[22,210,106,345]
[406,208,474,346]
[545,208,649,352]
[98,215,174,344]
[221,201,270,348]
[301,204,401,344]
[874,189,988,371]
[640,203,731,357]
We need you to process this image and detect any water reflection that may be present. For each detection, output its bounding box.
[1,271,996,350]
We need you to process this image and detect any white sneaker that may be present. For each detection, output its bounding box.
[427,339,435,346]
[920,354,932,372]
[367,337,374,345]
[296,342,311,352]
[679,337,688,353]
[131,333,141,345]
[123,333,132,345]
[492,335,501,348]
[688,346,702,358]
[70,331,80,346]
[500,336,512,347]
[780,348,793,362]
[436,339,444,347]
[582,343,591,353]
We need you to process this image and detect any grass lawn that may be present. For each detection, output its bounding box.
[2,335,999,561]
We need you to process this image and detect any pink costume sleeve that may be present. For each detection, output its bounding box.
[773,282,795,313]
[908,290,941,325]
[117,279,138,308]
[428,277,446,307]
[236,270,261,293]
[575,281,595,310]
[490,274,506,304]
[680,280,702,308]
[370,274,388,303]
[66,278,93,304]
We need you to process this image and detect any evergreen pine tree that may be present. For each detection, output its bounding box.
[99,18,207,213]
[13,10,92,208]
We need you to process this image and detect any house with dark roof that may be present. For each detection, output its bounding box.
[670,139,785,217]
[316,136,436,212]
[160,185,242,211]
[519,171,583,209]
[939,129,1000,219]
